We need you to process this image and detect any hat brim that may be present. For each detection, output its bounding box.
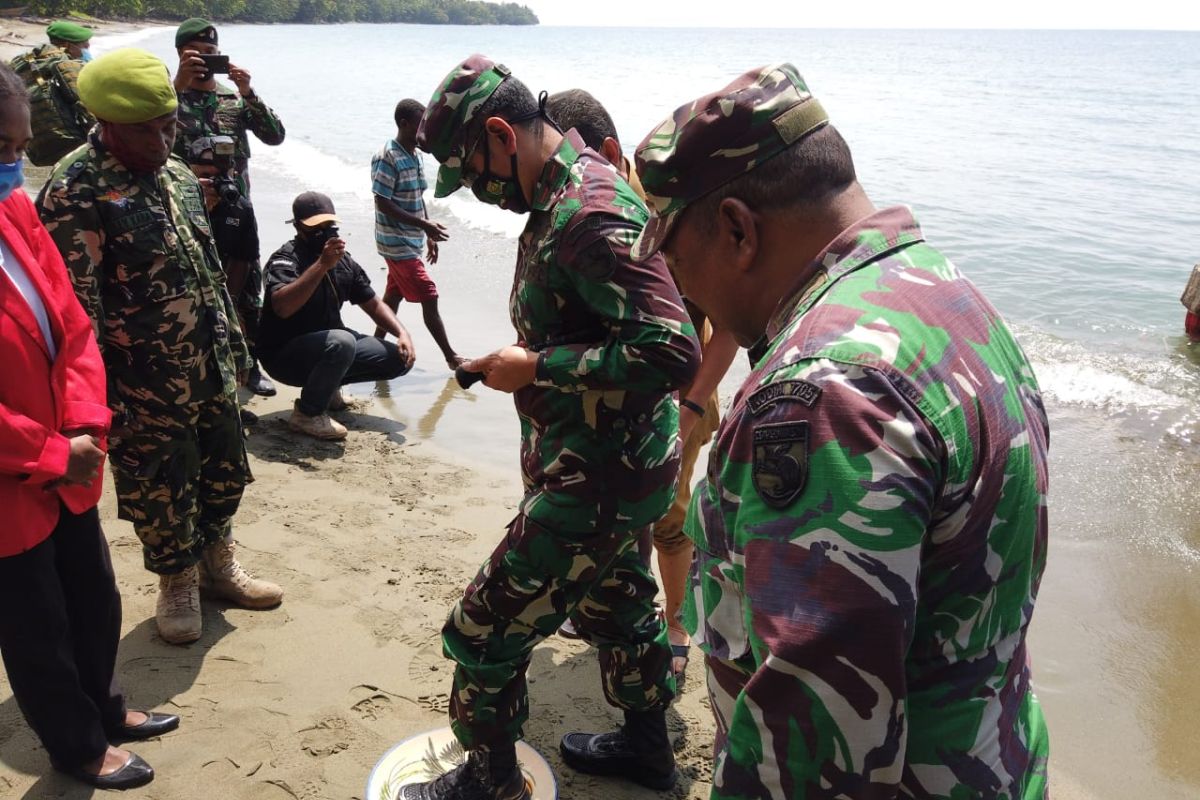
[434,163,464,198]
[291,213,339,226]
[631,208,681,263]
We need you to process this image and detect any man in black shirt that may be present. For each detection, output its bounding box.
[186,135,275,399]
[260,192,416,440]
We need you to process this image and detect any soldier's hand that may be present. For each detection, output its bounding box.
[229,63,253,96]
[426,240,439,264]
[63,434,104,486]
[318,237,346,271]
[424,220,449,243]
[174,49,209,91]
[464,346,538,393]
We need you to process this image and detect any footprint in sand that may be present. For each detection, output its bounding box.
[417,692,451,713]
[298,715,353,758]
[351,693,393,721]
[348,681,425,723]
[407,643,448,686]
[253,778,328,800]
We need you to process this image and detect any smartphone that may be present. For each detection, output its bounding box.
[198,54,230,75]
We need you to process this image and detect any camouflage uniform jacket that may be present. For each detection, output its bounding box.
[685,206,1050,799]
[514,130,699,534]
[37,132,251,427]
[174,83,285,194]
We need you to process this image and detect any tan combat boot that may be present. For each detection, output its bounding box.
[288,406,347,440]
[199,537,283,609]
[156,565,202,644]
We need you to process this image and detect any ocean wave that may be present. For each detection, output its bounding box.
[253,138,373,198]
[1018,326,1200,441]
[431,192,525,239]
[252,140,525,239]
[92,25,171,54]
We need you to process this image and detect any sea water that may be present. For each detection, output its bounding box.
[97,23,1200,799]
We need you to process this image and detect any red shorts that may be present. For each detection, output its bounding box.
[384,257,438,303]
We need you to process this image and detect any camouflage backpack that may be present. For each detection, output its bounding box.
[9,45,96,167]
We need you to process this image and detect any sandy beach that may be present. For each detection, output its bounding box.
[4,15,1200,800]
[0,380,734,800]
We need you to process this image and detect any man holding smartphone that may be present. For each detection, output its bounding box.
[173,18,284,397]
[172,18,284,198]
[258,192,417,442]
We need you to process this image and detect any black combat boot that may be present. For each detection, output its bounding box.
[396,745,529,800]
[559,708,677,790]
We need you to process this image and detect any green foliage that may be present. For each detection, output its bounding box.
[26,0,539,24]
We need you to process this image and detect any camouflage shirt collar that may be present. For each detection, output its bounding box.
[530,129,585,212]
[765,205,925,342]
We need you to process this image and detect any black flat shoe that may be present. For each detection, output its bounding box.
[114,711,180,740]
[247,365,276,397]
[54,752,154,790]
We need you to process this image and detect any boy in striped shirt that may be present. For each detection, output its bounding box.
[372,99,463,369]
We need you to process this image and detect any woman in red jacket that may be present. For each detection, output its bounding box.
[0,63,178,790]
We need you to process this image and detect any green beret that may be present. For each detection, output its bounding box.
[175,18,217,48]
[46,20,93,43]
[77,49,178,125]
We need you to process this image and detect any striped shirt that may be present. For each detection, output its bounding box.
[372,139,426,260]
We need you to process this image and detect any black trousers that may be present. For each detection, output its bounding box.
[262,328,409,416]
[0,504,126,767]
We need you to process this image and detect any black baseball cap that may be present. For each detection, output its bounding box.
[287,191,339,226]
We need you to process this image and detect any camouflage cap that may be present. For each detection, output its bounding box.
[416,54,512,198]
[631,63,829,262]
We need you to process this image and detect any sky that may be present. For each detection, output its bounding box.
[524,0,1200,30]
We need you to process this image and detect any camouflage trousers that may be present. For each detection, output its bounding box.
[109,394,250,575]
[703,651,754,765]
[442,514,676,750]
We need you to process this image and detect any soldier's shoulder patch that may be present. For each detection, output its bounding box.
[752,421,809,510]
[747,379,822,416]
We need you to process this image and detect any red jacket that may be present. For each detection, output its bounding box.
[0,189,110,557]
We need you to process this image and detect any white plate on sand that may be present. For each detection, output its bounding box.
[366,727,557,800]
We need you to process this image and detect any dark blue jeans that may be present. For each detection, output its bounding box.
[262,329,409,416]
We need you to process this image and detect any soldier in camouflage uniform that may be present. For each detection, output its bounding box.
[172,18,283,397]
[171,19,285,199]
[545,88,741,683]
[37,49,283,646]
[631,63,1051,799]
[403,55,700,800]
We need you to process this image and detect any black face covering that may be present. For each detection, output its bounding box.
[469,91,563,215]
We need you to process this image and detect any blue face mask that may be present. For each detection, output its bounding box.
[0,158,25,202]
[80,49,93,63]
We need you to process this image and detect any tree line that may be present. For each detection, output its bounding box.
[26,0,539,25]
